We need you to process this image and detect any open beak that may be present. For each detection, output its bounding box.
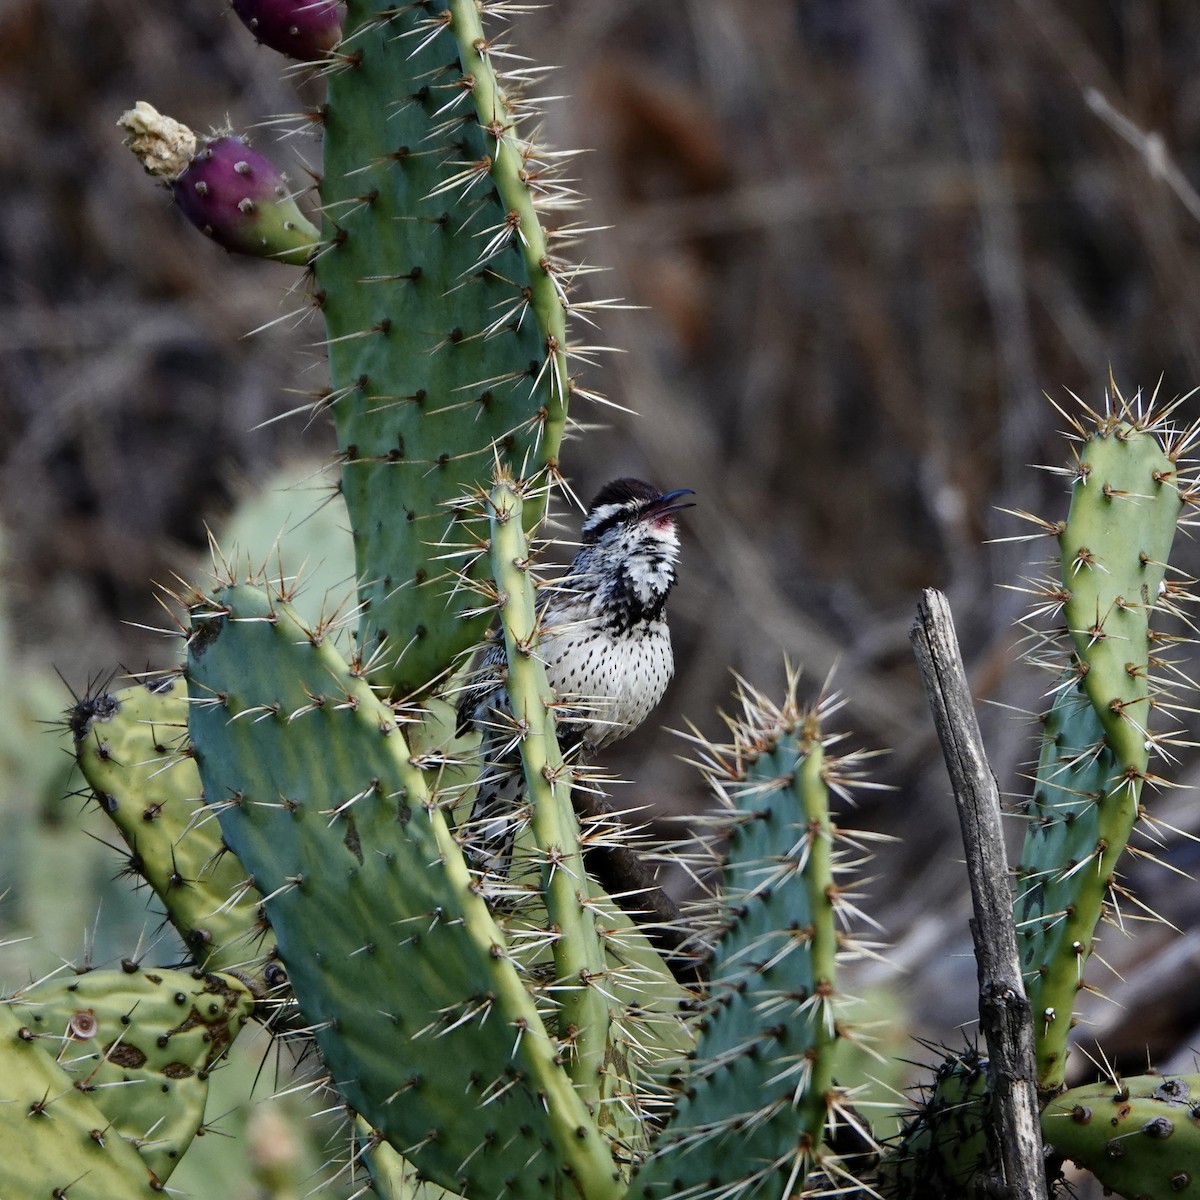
[642,488,696,520]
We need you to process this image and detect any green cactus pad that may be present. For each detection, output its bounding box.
[318,0,574,695]
[485,479,609,1098]
[1014,679,1122,1092]
[185,581,621,1199]
[1043,1073,1200,1200]
[73,677,274,982]
[0,1004,158,1196]
[879,1046,994,1200]
[1014,405,1189,1094]
[1059,419,1182,769]
[637,685,857,1198]
[4,966,254,1182]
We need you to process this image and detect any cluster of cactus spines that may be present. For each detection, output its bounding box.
[231,0,344,60]
[3,966,255,1182]
[183,574,624,1198]
[635,677,877,1199]
[313,0,591,697]
[0,1000,160,1197]
[1042,1072,1200,1199]
[119,102,320,264]
[1010,389,1200,1095]
[72,676,276,982]
[879,1046,996,1199]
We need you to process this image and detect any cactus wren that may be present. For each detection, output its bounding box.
[458,478,693,876]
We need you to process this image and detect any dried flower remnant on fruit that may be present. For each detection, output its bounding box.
[118,102,198,180]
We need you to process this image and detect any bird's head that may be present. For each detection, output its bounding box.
[573,478,694,627]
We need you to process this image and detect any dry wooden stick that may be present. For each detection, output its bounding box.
[910,588,1047,1200]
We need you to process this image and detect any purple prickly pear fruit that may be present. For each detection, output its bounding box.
[120,105,320,264]
[230,0,342,60]
[173,135,319,265]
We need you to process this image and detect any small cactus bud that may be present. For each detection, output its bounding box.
[230,0,343,60]
[172,134,319,265]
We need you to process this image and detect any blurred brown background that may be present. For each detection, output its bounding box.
[6,0,1200,1122]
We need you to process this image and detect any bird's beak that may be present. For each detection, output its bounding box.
[642,488,696,519]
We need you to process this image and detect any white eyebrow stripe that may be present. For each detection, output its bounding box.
[580,502,627,533]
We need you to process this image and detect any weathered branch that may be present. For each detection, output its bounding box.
[910,588,1047,1200]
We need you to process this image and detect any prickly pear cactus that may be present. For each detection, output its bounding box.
[50,0,1200,1188]
[73,677,275,981]
[636,678,875,1199]
[0,1001,159,1197]
[1043,1073,1200,1200]
[183,576,623,1199]
[4,966,255,1182]
[879,1046,995,1200]
[1012,395,1194,1094]
[316,0,578,695]
[122,0,586,697]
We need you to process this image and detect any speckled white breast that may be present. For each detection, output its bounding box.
[540,617,675,750]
